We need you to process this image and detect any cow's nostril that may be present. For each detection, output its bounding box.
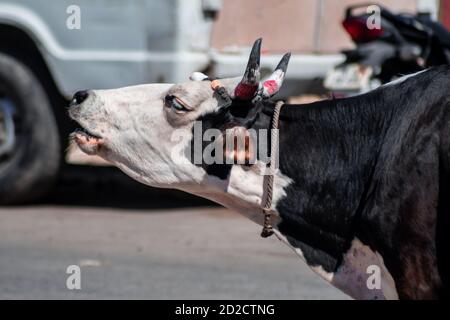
[71,90,90,106]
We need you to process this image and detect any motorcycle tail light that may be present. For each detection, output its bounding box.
[342,17,384,43]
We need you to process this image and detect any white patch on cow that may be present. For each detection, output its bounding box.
[190,163,292,225]
[226,165,292,215]
[332,238,399,300]
[271,233,398,300]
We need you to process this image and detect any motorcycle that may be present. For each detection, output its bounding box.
[325,4,450,96]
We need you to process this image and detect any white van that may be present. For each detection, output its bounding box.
[0,0,427,203]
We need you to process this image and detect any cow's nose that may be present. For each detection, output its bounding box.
[70,90,89,107]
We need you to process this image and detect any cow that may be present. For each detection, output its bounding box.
[68,39,449,300]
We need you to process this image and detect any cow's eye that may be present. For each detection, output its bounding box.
[165,95,189,112]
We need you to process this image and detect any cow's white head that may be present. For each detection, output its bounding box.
[69,39,291,216]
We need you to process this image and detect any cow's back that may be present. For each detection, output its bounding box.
[360,67,450,299]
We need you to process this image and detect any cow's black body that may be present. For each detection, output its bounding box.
[275,66,450,300]
[199,66,450,299]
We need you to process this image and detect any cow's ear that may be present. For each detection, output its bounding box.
[189,72,209,81]
[256,52,291,100]
[222,126,256,165]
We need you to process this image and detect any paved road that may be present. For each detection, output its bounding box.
[0,206,350,300]
[0,166,349,300]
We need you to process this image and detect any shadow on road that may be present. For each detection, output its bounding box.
[35,165,214,210]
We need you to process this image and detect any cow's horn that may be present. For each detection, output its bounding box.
[234,38,262,100]
[258,52,291,99]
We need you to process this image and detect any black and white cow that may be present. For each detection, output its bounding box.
[69,39,449,300]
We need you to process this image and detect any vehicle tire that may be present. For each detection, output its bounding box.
[0,52,60,204]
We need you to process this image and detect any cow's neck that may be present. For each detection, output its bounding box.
[192,95,394,248]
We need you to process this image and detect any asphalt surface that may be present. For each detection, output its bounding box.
[0,166,349,300]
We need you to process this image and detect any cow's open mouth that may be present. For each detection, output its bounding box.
[72,128,104,154]
[74,127,102,140]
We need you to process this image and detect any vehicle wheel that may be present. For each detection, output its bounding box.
[0,53,60,204]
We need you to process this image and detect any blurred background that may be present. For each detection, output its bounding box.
[0,0,447,299]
